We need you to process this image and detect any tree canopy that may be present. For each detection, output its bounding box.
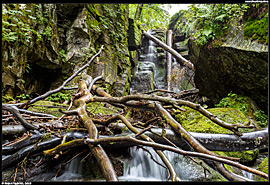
[129,4,171,30]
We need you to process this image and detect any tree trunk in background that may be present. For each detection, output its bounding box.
[166,30,173,91]
[143,31,194,70]
[134,4,144,21]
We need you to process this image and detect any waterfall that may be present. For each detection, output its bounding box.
[119,146,213,181]
[131,29,166,93]
[55,157,83,181]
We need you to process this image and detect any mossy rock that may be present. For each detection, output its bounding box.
[213,150,259,164]
[254,157,268,181]
[27,100,68,117]
[87,102,119,115]
[175,107,253,134]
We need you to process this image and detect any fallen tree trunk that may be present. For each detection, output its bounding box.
[3,124,268,152]
[143,30,194,70]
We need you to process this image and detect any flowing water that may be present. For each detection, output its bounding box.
[130,29,166,93]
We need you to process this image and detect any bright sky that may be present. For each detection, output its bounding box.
[164,4,192,17]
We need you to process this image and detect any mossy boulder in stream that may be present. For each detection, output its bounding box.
[175,107,253,134]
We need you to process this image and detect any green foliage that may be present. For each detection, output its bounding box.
[85,4,128,58]
[254,157,268,181]
[2,4,51,45]
[59,49,66,63]
[244,12,268,44]
[129,4,171,30]
[2,94,15,103]
[215,92,249,114]
[46,92,71,103]
[254,110,268,128]
[16,93,29,100]
[178,4,250,47]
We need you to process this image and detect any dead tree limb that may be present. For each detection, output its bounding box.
[92,94,253,136]
[84,136,268,180]
[166,30,173,91]
[2,104,39,130]
[154,103,252,181]
[58,80,118,181]
[143,30,194,70]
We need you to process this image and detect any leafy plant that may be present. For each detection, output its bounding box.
[129,4,171,30]
[180,4,250,47]
[254,110,268,128]
[16,93,29,100]
[215,92,248,114]
[47,92,71,103]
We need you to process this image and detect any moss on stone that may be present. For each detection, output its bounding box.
[27,100,68,117]
[175,107,253,134]
[244,12,268,45]
[213,150,259,164]
[254,157,268,181]
[87,102,118,115]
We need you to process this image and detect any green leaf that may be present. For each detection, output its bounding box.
[203,28,213,37]
[215,14,227,22]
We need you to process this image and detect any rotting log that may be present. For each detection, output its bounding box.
[3,124,268,152]
[84,136,268,180]
[166,30,173,91]
[2,104,39,130]
[143,30,194,70]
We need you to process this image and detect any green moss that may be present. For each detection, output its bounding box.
[27,100,68,117]
[175,107,252,134]
[254,157,268,181]
[244,12,268,45]
[86,102,118,115]
[213,150,259,164]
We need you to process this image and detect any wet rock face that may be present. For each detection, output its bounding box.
[188,38,268,112]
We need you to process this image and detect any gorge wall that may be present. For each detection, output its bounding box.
[2,4,137,99]
[169,5,268,112]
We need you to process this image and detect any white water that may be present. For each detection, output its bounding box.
[118,146,209,181]
[55,157,83,181]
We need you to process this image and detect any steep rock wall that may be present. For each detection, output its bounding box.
[2,4,132,98]
[188,21,268,112]
[169,6,268,112]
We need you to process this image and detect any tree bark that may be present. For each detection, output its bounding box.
[58,80,119,181]
[166,30,173,91]
[143,30,194,70]
[134,4,144,21]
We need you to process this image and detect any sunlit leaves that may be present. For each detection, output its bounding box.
[129,4,171,30]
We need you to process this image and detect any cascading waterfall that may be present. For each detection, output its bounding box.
[118,146,217,181]
[55,157,83,181]
[131,29,167,93]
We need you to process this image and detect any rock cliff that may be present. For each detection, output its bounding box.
[169,5,268,111]
[2,4,136,98]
